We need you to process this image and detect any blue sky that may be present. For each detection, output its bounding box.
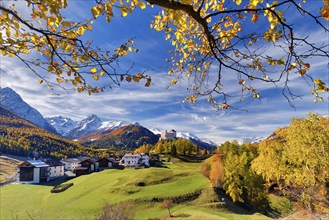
[0,1,328,144]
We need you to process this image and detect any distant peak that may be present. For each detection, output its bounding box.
[83,114,101,122]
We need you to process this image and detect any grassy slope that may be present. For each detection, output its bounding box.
[0,156,22,182]
[0,160,269,220]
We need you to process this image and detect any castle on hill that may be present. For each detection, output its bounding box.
[160,129,177,141]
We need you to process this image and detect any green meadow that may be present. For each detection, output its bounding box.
[0,160,269,219]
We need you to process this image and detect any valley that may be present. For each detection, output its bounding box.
[0,87,328,219]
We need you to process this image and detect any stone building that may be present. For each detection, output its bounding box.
[160,129,177,140]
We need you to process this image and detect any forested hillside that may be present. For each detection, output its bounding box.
[0,106,84,159]
[82,124,159,149]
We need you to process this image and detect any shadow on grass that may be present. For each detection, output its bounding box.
[172,213,191,218]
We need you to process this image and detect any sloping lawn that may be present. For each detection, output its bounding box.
[0,161,269,219]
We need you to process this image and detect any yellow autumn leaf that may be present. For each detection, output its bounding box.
[236,0,242,6]
[321,4,329,20]
[121,7,128,17]
[298,69,307,76]
[100,71,105,76]
[91,6,100,19]
[56,78,63,83]
[250,0,259,7]
[138,1,146,9]
[252,14,259,23]
[90,68,97,73]
[277,58,285,66]
[93,74,99,81]
[126,75,132,82]
[76,25,86,36]
[43,49,50,55]
[64,44,72,52]
[133,76,141,82]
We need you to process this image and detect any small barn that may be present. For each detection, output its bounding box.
[76,159,96,176]
[17,160,49,184]
[96,158,114,171]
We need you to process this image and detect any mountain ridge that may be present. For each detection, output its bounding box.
[0,87,57,133]
[0,105,83,159]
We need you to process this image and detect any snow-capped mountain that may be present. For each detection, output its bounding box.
[67,114,102,138]
[176,132,201,141]
[0,87,57,133]
[177,132,218,149]
[239,137,264,145]
[46,116,78,136]
[98,120,127,131]
[58,114,128,139]
[149,128,163,135]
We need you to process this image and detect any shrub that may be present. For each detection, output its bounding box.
[160,199,173,217]
[51,183,73,193]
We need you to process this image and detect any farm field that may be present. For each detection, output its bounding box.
[0,159,269,219]
[0,156,22,182]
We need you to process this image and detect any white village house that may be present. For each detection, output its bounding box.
[60,158,82,171]
[44,159,65,180]
[120,153,149,167]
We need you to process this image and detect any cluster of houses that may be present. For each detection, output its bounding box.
[16,129,176,184]
[17,153,151,184]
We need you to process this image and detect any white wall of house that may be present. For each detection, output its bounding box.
[61,160,81,171]
[48,166,64,180]
[122,155,140,166]
[140,155,150,166]
[33,168,40,183]
[121,154,149,167]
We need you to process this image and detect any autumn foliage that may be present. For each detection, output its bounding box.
[209,154,224,188]
[1,0,328,108]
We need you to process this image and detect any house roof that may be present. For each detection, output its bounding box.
[20,160,49,168]
[96,157,115,163]
[79,158,96,164]
[44,159,64,167]
[61,157,90,163]
[123,153,141,158]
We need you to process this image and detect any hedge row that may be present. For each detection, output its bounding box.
[136,189,202,204]
[51,183,74,193]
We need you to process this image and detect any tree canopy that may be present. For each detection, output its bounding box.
[1,0,328,109]
[252,113,329,210]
